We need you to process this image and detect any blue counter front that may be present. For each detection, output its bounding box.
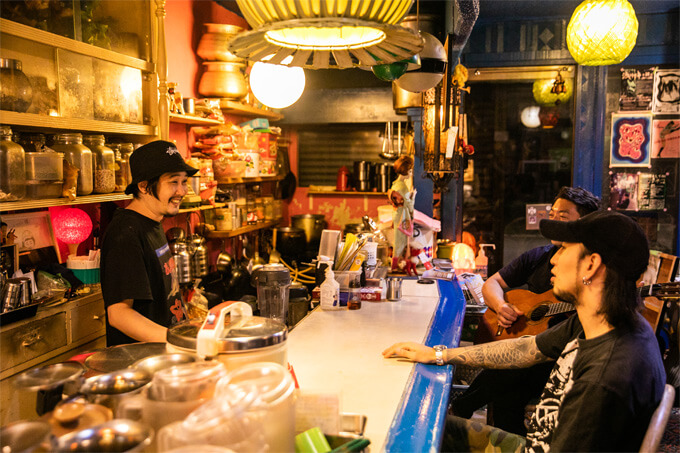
[287,278,467,451]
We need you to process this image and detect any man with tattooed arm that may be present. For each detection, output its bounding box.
[383,211,665,452]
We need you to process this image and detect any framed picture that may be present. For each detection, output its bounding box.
[609,172,639,211]
[652,69,680,114]
[651,119,680,158]
[610,113,652,167]
[2,212,61,262]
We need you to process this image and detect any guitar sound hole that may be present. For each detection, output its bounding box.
[530,305,549,321]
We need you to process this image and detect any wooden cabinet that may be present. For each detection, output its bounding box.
[0,291,107,424]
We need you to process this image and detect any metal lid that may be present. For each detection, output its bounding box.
[0,58,22,70]
[251,263,291,286]
[167,315,287,353]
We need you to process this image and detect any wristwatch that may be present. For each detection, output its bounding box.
[433,345,447,366]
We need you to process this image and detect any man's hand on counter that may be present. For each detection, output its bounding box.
[382,342,436,364]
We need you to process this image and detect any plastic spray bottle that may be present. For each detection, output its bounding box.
[320,265,341,310]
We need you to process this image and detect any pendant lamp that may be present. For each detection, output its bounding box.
[566,0,638,66]
[250,57,306,108]
[532,75,573,106]
[228,0,424,69]
[52,208,93,257]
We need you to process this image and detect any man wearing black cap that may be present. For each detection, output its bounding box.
[383,211,666,452]
[101,140,198,346]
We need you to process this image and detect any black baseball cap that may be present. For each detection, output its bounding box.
[125,141,198,195]
[539,210,649,280]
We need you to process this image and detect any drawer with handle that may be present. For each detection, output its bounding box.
[70,298,106,342]
[1,312,67,372]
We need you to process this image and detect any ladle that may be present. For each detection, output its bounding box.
[216,239,233,275]
[269,228,281,263]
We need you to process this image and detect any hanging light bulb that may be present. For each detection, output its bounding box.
[521,106,541,128]
[249,57,306,109]
[567,0,638,66]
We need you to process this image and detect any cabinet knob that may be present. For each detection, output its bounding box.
[93,314,105,322]
[21,332,43,347]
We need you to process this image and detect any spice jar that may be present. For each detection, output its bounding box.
[0,126,26,201]
[119,143,134,186]
[51,133,93,196]
[83,135,115,194]
[109,145,126,192]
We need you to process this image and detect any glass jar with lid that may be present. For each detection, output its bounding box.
[0,126,26,201]
[51,133,93,196]
[83,135,115,194]
[119,143,134,185]
[255,197,265,223]
[109,144,127,192]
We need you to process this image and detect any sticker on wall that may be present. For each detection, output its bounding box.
[652,69,680,114]
[652,119,680,158]
[619,67,655,112]
[609,172,639,211]
[637,173,666,211]
[610,113,652,167]
[525,203,551,231]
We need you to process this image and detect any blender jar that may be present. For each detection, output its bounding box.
[251,264,291,324]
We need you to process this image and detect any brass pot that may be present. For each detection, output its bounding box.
[198,62,247,99]
[197,23,244,62]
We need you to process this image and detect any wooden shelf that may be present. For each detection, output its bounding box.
[219,100,283,121]
[308,190,388,197]
[169,113,223,126]
[0,110,156,136]
[205,220,280,238]
[178,203,224,214]
[0,193,132,212]
[217,175,284,185]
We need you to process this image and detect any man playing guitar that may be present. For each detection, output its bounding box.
[452,186,600,435]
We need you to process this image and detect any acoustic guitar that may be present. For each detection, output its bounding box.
[474,283,680,344]
[474,289,575,344]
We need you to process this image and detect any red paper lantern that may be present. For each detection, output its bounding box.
[52,208,92,256]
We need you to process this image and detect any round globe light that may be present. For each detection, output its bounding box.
[520,106,541,128]
[250,62,305,109]
[394,32,447,93]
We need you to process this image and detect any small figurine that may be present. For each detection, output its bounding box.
[388,156,417,275]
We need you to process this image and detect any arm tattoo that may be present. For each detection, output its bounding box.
[449,337,550,369]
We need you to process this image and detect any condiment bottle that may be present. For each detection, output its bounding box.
[0,126,26,200]
[348,273,362,310]
[51,133,93,195]
[320,266,341,310]
[83,135,115,194]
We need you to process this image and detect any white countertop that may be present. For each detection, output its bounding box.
[287,280,440,450]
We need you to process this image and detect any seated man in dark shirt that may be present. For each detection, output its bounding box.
[384,211,666,452]
[453,186,600,435]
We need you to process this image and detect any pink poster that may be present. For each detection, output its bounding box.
[651,119,680,158]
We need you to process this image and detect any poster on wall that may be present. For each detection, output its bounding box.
[652,69,680,114]
[652,119,680,158]
[1,212,61,262]
[637,173,666,210]
[609,172,639,211]
[619,67,655,111]
[610,113,652,167]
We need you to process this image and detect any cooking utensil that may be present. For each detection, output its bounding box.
[269,228,281,263]
[132,352,199,376]
[84,342,167,373]
[14,361,85,391]
[1,421,52,453]
[165,227,186,243]
[216,240,234,275]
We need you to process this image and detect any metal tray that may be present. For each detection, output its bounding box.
[0,303,39,326]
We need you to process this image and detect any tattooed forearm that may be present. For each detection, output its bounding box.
[447,336,550,369]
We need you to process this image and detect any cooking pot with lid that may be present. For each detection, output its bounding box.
[166,302,287,371]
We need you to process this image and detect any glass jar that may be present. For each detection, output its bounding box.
[255,197,265,223]
[110,146,127,193]
[83,135,115,194]
[51,133,93,195]
[119,143,134,185]
[273,198,283,221]
[0,126,26,201]
[0,58,33,113]
[246,192,257,224]
[263,196,274,221]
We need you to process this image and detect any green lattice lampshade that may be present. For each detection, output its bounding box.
[532,77,573,106]
[567,0,638,66]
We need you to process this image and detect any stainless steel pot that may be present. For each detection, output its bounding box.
[275,227,306,259]
[291,214,326,246]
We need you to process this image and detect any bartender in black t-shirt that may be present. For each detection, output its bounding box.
[100,140,197,346]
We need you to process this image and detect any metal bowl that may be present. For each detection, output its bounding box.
[13,361,85,391]
[53,419,153,452]
[80,368,151,396]
[132,352,199,376]
[1,420,52,452]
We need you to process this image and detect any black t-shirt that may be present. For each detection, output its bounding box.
[101,209,185,346]
[526,314,666,452]
[499,245,557,293]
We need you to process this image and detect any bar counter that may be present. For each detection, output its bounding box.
[287,278,466,451]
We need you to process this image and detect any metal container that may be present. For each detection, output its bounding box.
[0,126,25,201]
[1,278,22,312]
[166,306,288,371]
[53,419,152,453]
[17,276,31,306]
[291,214,326,247]
[51,133,93,196]
[386,277,403,301]
[189,234,209,278]
[1,421,53,453]
[170,241,192,285]
[275,227,307,260]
